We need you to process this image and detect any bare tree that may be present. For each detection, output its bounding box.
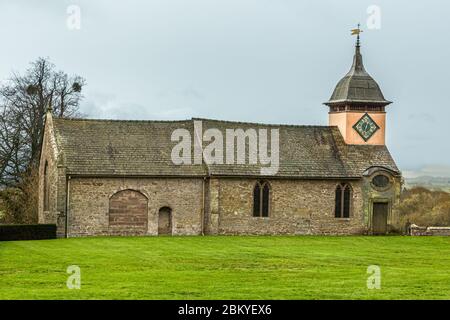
[0,57,85,188]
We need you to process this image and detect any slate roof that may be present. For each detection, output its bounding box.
[52,117,399,179]
[52,118,205,176]
[325,43,392,106]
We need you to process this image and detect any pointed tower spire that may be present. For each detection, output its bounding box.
[324,25,393,146]
[355,23,361,48]
[349,23,366,75]
[325,24,390,107]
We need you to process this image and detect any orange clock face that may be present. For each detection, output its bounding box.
[353,113,380,142]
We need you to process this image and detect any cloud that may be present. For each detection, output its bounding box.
[407,113,436,123]
[81,92,195,120]
[403,165,450,179]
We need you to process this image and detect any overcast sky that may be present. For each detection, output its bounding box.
[0,0,449,177]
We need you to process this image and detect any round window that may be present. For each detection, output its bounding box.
[372,175,391,189]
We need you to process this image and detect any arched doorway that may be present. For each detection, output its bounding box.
[158,207,172,235]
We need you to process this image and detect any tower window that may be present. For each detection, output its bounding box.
[372,174,391,189]
[253,181,270,217]
[335,183,352,218]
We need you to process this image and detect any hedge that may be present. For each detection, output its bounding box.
[0,224,57,241]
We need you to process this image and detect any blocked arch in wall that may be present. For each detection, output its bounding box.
[108,189,148,235]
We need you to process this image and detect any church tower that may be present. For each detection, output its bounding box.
[325,27,392,145]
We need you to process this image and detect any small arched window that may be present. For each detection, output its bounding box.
[43,161,49,211]
[253,181,270,217]
[335,183,351,218]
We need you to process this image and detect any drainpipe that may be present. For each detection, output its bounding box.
[65,175,71,238]
[201,177,206,236]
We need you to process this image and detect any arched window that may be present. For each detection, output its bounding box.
[253,181,270,217]
[335,183,351,218]
[43,161,49,211]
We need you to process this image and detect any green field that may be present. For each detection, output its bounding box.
[0,236,449,300]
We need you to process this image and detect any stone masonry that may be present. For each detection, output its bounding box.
[67,177,204,237]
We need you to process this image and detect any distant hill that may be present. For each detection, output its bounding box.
[405,176,450,192]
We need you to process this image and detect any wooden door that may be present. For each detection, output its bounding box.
[372,202,388,235]
[158,207,172,235]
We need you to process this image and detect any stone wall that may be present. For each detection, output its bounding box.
[361,171,403,234]
[38,113,66,237]
[67,177,203,237]
[40,169,402,238]
[212,178,367,235]
[410,225,450,236]
[45,172,402,237]
[65,176,372,237]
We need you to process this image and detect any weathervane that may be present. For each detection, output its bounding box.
[351,23,363,47]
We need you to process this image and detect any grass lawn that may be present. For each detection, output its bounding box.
[0,236,449,300]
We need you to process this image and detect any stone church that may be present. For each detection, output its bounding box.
[38,37,402,237]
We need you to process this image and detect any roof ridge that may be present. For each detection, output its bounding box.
[53,116,332,129]
[191,117,330,128]
[53,117,191,123]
